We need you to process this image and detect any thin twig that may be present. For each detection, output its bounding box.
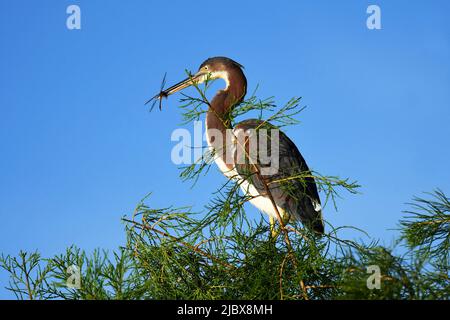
[123,218,235,270]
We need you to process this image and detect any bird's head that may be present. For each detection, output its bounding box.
[197,57,244,89]
[147,57,245,106]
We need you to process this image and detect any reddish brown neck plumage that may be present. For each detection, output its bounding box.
[206,67,247,134]
[205,67,247,170]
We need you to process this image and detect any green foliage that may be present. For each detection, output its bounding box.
[1,79,449,300]
[2,190,449,300]
[400,189,450,265]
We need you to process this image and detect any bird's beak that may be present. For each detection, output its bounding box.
[145,71,207,105]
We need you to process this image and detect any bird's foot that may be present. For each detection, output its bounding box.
[269,215,290,240]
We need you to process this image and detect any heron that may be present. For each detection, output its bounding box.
[148,57,324,236]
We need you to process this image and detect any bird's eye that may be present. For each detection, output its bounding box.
[204,66,208,70]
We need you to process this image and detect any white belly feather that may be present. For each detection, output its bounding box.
[206,124,287,220]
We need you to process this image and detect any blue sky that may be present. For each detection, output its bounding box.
[0,0,449,298]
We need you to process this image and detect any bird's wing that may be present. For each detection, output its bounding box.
[232,119,324,234]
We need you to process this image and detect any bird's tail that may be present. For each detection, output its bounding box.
[295,197,325,235]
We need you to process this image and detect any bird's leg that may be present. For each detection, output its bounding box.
[270,212,291,239]
[282,213,290,227]
[270,216,278,238]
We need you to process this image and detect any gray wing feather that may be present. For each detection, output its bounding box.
[233,119,324,234]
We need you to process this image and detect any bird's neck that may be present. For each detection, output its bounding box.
[205,70,246,169]
[206,72,247,134]
[205,88,243,171]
